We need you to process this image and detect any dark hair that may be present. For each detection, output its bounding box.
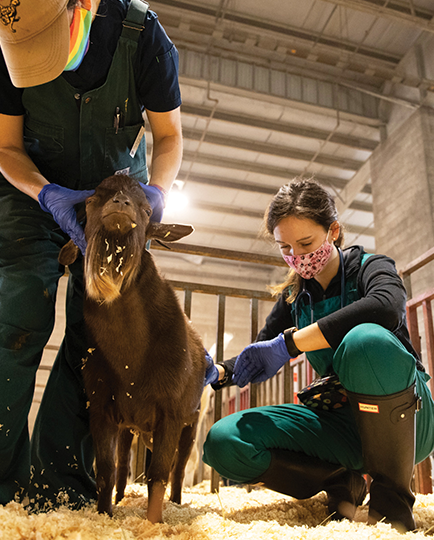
[265,178,343,243]
[264,177,344,302]
[67,0,79,7]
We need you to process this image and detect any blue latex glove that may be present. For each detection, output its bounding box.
[139,183,166,223]
[233,333,294,388]
[204,350,219,386]
[38,184,95,256]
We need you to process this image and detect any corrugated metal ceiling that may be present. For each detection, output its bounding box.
[147,0,434,289]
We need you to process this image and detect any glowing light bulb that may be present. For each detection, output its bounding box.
[165,188,189,214]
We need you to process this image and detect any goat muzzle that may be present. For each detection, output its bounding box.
[101,211,137,234]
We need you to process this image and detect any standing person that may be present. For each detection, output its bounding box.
[204,179,434,532]
[0,0,182,509]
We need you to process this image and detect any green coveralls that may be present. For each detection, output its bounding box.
[0,0,149,508]
[203,255,434,483]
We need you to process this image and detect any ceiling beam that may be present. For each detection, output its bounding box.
[345,223,375,237]
[323,0,434,32]
[180,149,372,194]
[182,127,365,171]
[152,0,403,62]
[181,103,379,152]
[148,140,372,193]
[192,200,264,219]
[178,170,280,195]
[177,171,373,213]
[179,77,385,128]
[155,1,434,94]
[193,222,375,240]
[187,200,375,236]
[335,160,372,215]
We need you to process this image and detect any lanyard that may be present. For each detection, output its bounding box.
[294,248,346,328]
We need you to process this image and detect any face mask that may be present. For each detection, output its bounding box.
[64,0,92,71]
[283,234,333,280]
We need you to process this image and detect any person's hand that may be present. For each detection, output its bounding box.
[38,184,95,256]
[204,350,219,386]
[233,334,295,388]
[139,183,166,223]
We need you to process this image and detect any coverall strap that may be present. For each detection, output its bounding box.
[122,0,149,41]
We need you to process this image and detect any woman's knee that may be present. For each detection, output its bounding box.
[333,323,415,394]
[203,417,237,462]
[203,412,272,483]
[203,415,246,474]
[338,323,395,357]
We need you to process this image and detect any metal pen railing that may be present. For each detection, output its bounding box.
[400,247,434,495]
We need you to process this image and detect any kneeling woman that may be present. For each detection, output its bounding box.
[203,179,434,532]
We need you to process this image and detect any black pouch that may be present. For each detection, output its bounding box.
[297,374,348,410]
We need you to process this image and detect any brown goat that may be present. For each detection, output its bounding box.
[59,175,206,523]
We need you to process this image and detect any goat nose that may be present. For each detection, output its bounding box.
[112,191,131,205]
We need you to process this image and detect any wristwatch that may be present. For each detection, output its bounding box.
[211,358,236,389]
[283,327,302,357]
[216,362,231,386]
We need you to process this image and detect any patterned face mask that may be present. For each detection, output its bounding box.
[283,233,333,280]
[64,0,92,71]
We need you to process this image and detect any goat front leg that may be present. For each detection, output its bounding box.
[146,422,183,524]
[91,419,119,516]
[170,413,199,504]
[115,428,134,504]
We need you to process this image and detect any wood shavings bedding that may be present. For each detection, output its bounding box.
[1,482,433,540]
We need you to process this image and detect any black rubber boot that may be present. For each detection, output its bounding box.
[347,384,421,532]
[252,449,367,520]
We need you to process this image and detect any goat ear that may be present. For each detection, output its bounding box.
[147,222,194,242]
[59,239,80,266]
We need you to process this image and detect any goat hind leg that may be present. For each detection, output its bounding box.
[115,428,134,504]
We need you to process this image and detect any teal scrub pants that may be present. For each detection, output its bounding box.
[0,186,96,508]
[203,324,434,483]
